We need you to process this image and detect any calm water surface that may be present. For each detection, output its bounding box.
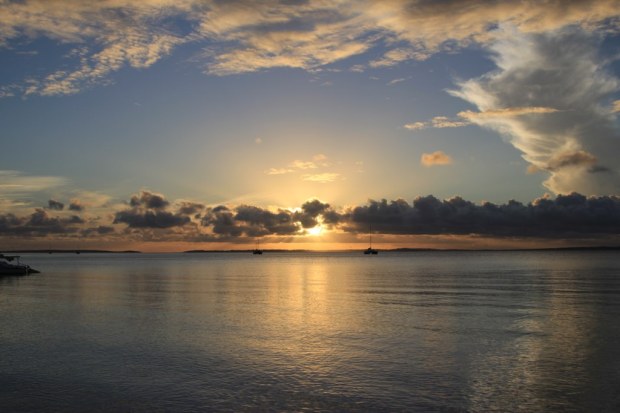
[1,251,619,412]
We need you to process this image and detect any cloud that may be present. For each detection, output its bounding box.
[114,190,189,228]
[68,200,85,211]
[176,201,204,216]
[0,208,81,236]
[3,1,187,96]
[449,26,620,195]
[430,116,469,128]
[113,209,190,229]
[404,108,556,132]
[3,1,618,95]
[47,199,65,210]
[266,154,331,176]
[546,150,598,172]
[369,48,430,68]
[421,151,453,167]
[313,153,328,163]
[201,204,298,237]
[404,121,427,130]
[301,173,340,183]
[458,107,559,120]
[0,170,67,194]
[129,190,169,210]
[387,78,406,86]
[200,0,620,76]
[295,199,331,228]
[266,167,295,175]
[290,160,318,170]
[342,193,620,238]
[199,198,340,237]
[613,100,620,113]
[81,225,115,236]
[2,189,620,243]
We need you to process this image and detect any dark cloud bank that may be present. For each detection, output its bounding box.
[0,209,82,236]
[110,191,620,240]
[2,191,620,243]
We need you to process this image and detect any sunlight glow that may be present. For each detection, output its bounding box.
[307,225,323,236]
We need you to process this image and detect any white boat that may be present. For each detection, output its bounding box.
[0,254,40,275]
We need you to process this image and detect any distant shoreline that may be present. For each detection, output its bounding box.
[3,246,619,254]
[184,246,620,253]
[3,250,141,254]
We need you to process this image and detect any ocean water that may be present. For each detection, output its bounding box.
[1,251,619,412]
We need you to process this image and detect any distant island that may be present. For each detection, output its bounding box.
[3,247,619,255]
[184,246,620,253]
[4,250,141,254]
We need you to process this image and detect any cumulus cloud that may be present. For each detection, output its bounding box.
[0,208,81,236]
[81,225,115,236]
[114,190,189,228]
[68,200,85,211]
[2,1,618,95]
[47,199,64,211]
[197,198,342,238]
[114,209,190,229]
[342,193,620,238]
[129,190,169,210]
[296,199,332,228]
[450,27,620,195]
[2,189,620,244]
[404,121,427,130]
[202,204,297,237]
[421,151,453,167]
[176,201,204,216]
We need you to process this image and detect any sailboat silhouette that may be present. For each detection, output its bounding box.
[252,238,263,255]
[363,224,378,255]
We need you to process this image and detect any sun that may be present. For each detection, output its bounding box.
[307,225,323,236]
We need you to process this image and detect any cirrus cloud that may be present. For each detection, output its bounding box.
[1,1,619,96]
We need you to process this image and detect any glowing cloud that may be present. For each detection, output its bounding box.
[404,122,427,130]
[421,151,453,167]
[301,173,340,183]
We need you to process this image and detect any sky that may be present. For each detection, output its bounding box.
[1,0,620,251]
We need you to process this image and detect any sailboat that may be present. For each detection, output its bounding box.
[252,238,263,255]
[363,224,378,255]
